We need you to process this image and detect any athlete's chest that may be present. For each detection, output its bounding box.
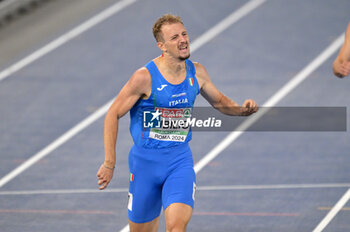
[152,78,197,108]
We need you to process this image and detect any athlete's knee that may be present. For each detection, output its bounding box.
[166,219,188,232]
[165,203,192,232]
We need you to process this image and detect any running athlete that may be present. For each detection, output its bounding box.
[333,22,350,78]
[97,14,258,232]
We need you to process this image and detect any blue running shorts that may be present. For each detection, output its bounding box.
[127,143,196,223]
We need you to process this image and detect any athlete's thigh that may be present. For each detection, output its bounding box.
[128,180,162,223]
[128,149,163,223]
[162,161,196,210]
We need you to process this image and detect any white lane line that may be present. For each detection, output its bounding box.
[0,187,128,195]
[312,188,350,232]
[198,183,350,191]
[0,0,138,188]
[1,183,350,196]
[0,99,114,188]
[120,224,130,232]
[190,0,266,51]
[194,33,345,174]
[0,0,137,82]
[119,1,267,231]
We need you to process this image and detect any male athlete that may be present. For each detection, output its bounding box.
[97,14,258,232]
[333,22,350,78]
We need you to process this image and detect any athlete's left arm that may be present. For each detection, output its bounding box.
[194,62,258,116]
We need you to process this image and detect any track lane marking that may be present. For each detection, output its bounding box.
[313,188,350,232]
[0,0,137,82]
[1,183,349,196]
[0,209,299,217]
[193,211,299,217]
[318,207,350,211]
[0,209,115,215]
[193,33,346,231]
[189,0,266,52]
[194,33,345,173]
[0,99,114,188]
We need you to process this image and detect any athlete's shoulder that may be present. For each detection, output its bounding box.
[128,67,152,95]
[131,67,151,84]
[192,61,202,68]
[193,62,209,80]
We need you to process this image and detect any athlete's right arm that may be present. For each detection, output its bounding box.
[97,68,151,190]
[333,23,350,78]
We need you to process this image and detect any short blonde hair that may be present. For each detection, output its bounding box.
[152,14,184,42]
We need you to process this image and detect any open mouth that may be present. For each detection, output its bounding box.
[179,43,188,51]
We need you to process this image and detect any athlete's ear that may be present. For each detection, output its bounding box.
[157,41,166,53]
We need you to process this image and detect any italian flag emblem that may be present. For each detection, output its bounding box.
[189,78,194,86]
[130,173,134,182]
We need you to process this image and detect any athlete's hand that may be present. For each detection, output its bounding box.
[97,164,114,190]
[241,99,258,116]
[335,61,350,78]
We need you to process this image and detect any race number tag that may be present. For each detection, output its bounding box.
[149,108,192,142]
[128,192,133,211]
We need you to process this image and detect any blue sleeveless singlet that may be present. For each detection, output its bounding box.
[129,59,200,149]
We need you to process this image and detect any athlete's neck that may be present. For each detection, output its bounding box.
[157,54,186,78]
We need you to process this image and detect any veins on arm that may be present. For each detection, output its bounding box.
[194,62,241,116]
